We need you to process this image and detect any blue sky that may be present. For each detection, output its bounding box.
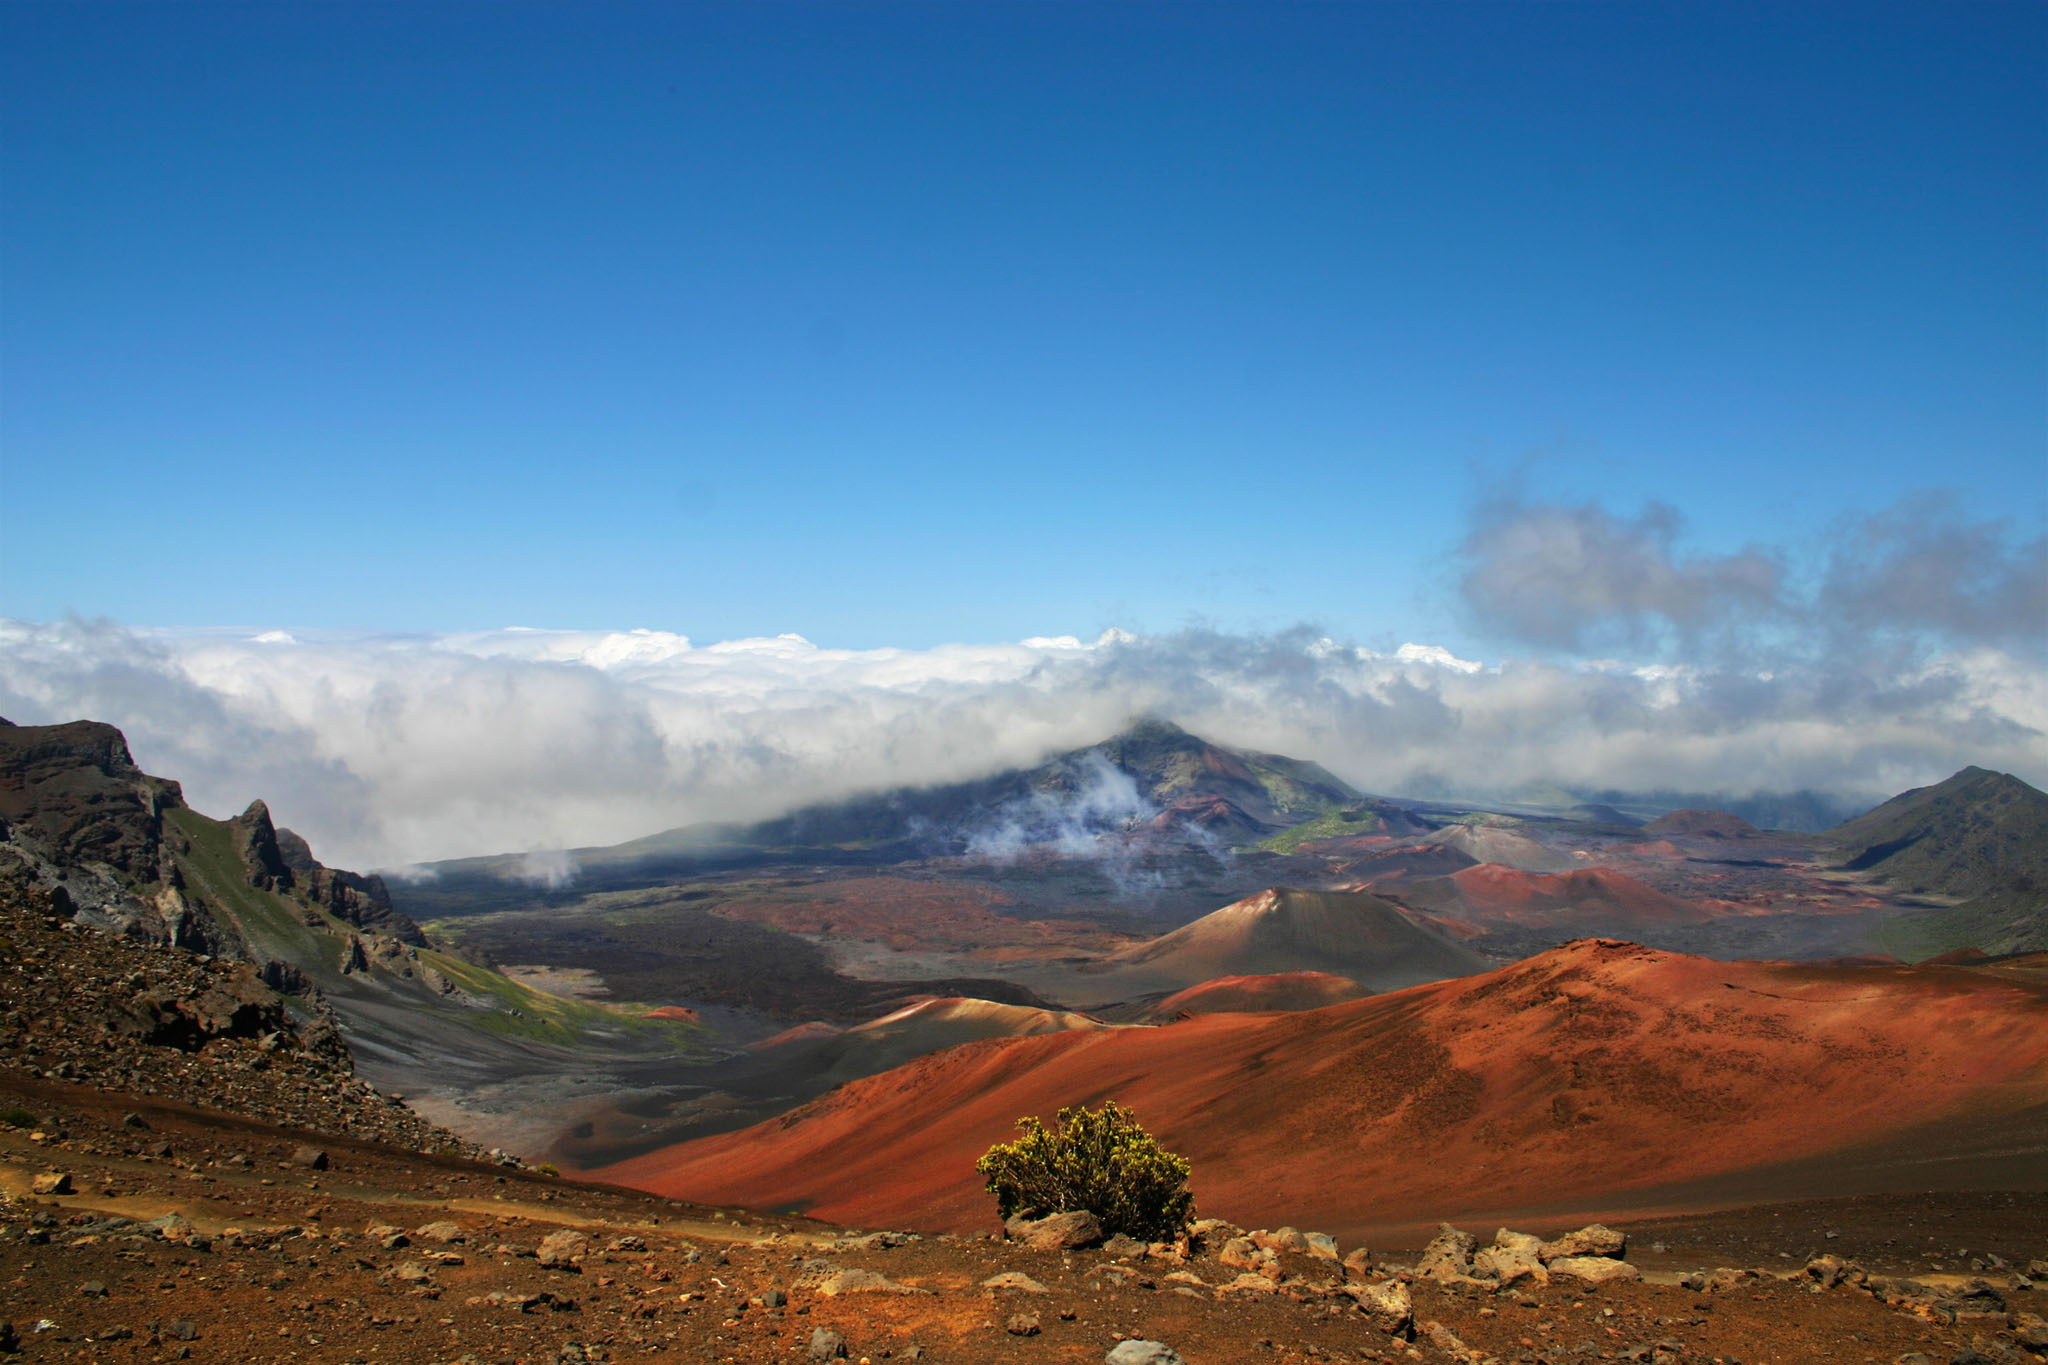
[4,1,2043,655]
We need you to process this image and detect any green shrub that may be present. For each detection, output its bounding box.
[974,1100,1193,1241]
[0,1106,37,1129]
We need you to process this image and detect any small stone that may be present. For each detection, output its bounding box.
[30,1172,73,1196]
[79,1280,106,1297]
[168,1319,198,1340]
[291,1146,328,1170]
[1004,1311,1041,1336]
[807,1326,847,1360]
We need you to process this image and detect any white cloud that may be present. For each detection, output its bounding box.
[1,617,2041,873]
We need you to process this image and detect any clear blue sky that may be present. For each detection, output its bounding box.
[4,1,2042,653]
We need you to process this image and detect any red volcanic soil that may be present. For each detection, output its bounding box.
[594,941,2048,1241]
[1423,863,1717,930]
[643,1004,701,1022]
[1146,971,1369,1019]
[705,875,1134,956]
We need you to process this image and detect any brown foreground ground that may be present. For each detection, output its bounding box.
[2,1071,2044,1365]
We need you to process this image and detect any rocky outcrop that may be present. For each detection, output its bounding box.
[0,719,183,881]
[230,800,295,892]
[274,825,427,945]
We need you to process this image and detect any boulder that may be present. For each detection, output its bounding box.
[1252,1226,1311,1255]
[30,1172,72,1196]
[807,1327,847,1361]
[1006,1210,1104,1251]
[1217,1236,1267,1270]
[1548,1255,1642,1284]
[535,1228,589,1270]
[1106,1342,1186,1365]
[2011,1312,2048,1351]
[291,1145,329,1170]
[1304,1232,1340,1260]
[1100,1233,1148,1258]
[1416,1223,1479,1282]
[980,1271,1049,1294]
[814,1268,925,1296]
[1346,1278,1414,1337]
[1539,1223,1626,1261]
[1004,1311,1041,1336]
[1473,1242,1546,1287]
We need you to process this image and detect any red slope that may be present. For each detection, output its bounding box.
[594,941,2048,1238]
[1145,971,1368,1019]
[1438,864,1716,928]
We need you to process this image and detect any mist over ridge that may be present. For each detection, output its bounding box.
[1,612,2039,873]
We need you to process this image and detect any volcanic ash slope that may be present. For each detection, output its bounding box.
[596,940,2048,1237]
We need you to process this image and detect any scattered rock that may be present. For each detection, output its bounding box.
[29,1172,72,1196]
[1100,1232,1148,1258]
[807,1327,847,1360]
[1304,1231,1339,1259]
[291,1145,328,1170]
[413,1219,466,1243]
[1004,1311,1041,1336]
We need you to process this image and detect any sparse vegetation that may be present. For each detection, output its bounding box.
[1259,807,1382,855]
[976,1100,1193,1240]
[0,1106,37,1129]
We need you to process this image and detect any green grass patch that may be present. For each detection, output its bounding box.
[1259,808,1383,856]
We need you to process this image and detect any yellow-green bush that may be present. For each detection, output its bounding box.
[974,1100,1193,1240]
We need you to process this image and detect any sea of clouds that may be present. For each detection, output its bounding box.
[2,495,2040,873]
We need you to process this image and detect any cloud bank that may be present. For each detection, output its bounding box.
[2,606,2041,873]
